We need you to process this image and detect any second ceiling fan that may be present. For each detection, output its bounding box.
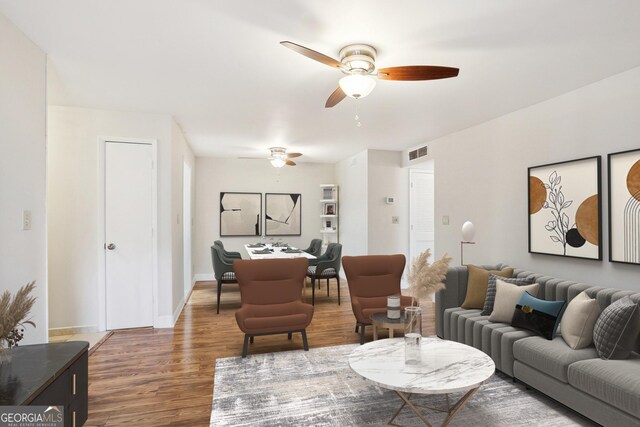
[281,41,460,108]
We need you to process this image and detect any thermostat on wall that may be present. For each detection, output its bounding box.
[385,196,395,205]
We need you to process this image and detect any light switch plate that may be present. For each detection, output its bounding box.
[442,215,450,225]
[22,210,32,230]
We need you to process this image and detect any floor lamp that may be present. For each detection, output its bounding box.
[460,221,476,266]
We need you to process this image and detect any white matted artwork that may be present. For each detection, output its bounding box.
[220,192,261,237]
[528,156,602,260]
[608,148,640,264]
[265,193,302,236]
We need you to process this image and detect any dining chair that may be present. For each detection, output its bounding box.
[302,238,323,258]
[211,245,238,314]
[214,240,242,260]
[305,243,342,305]
[234,258,313,358]
[342,254,412,344]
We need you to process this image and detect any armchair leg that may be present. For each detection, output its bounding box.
[288,332,292,340]
[250,336,254,344]
[327,278,330,297]
[336,276,341,305]
[359,324,366,345]
[242,334,249,358]
[311,277,316,305]
[301,329,309,351]
[216,281,222,314]
[355,323,359,333]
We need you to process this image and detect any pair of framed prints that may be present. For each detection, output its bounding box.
[219,192,301,237]
[528,149,640,264]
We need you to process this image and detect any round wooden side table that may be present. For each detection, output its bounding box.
[370,312,406,340]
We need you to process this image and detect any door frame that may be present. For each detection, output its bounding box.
[182,160,192,298]
[97,136,158,331]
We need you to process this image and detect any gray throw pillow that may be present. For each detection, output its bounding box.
[593,296,640,360]
[481,274,535,316]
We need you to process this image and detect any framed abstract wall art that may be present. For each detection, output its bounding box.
[528,156,602,260]
[608,148,640,264]
[265,193,302,236]
[219,192,262,236]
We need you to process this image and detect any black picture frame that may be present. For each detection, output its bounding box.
[528,156,602,260]
[607,148,640,265]
[265,193,302,236]
[219,192,262,237]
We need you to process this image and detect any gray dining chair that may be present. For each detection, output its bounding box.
[305,243,343,305]
[211,245,238,314]
[214,240,242,260]
[302,239,323,258]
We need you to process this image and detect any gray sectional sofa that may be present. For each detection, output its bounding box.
[435,264,640,427]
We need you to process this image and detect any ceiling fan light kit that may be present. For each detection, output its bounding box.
[339,72,376,99]
[270,158,286,168]
[266,147,300,168]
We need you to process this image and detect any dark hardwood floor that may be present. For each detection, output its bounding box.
[85,280,435,426]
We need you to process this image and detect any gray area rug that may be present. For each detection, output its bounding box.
[211,343,596,426]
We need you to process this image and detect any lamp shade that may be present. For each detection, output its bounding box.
[461,221,475,242]
[270,158,286,168]
[339,74,376,99]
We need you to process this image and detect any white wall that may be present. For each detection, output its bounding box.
[0,13,47,344]
[367,150,409,257]
[335,151,369,257]
[47,105,184,329]
[171,119,195,319]
[405,66,640,291]
[193,158,334,277]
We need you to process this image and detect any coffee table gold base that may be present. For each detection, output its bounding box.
[388,387,479,427]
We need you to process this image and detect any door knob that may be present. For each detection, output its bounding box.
[107,243,116,250]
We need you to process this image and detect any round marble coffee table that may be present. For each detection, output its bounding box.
[348,337,495,427]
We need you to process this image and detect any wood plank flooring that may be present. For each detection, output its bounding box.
[85,280,435,426]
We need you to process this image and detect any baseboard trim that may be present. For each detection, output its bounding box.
[194,273,215,282]
[154,315,174,329]
[49,325,99,337]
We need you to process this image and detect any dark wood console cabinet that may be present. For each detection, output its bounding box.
[0,341,89,426]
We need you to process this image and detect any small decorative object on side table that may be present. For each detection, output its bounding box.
[387,295,401,319]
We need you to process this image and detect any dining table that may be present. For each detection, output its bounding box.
[243,243,317,260]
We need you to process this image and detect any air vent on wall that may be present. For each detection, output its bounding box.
[408,145,428,161]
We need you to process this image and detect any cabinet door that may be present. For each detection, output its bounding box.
[68,351,89,427]
[30,369,69,412]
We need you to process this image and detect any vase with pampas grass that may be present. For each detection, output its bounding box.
[404,250,451,364]
[0,281,36,366]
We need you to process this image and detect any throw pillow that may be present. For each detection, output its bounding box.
[559,291,601,349]
[593,296,640,360]
[461,265,514,309]
[488,280,540,323]
[511,291,565,340]
[481,274,535,316]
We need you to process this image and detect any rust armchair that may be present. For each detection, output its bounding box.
[342,254,412,344]
[234,258,313,358]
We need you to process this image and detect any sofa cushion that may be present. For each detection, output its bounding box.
[461,265,513,309]
[489,280,539,323]
[513,336,598,383]
[568,354,640,418]
[593,296,640,359]
[481,274,534,316]
[560,290,601,349]
[511,291,565,340]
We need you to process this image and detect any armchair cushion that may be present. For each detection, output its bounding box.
[353,295,414,324]
[236,301,313,334]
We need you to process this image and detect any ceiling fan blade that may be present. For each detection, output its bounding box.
[325,86,346,108]
[285,159,296,166]
[280,41,342,68]
[378,66,459,81]
[286,152,302,158]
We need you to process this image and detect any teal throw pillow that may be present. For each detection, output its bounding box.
[511,292,565,340]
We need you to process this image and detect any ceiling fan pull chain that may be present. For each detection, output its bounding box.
[355,99,362,127]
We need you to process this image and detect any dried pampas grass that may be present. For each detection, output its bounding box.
[0,281,36,348]
[407,249,451,304]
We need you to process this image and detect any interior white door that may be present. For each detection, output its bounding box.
[105,141,153,330]
[183,161,192,297]
[410,168,435,262]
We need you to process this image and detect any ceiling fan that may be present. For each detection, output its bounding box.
[239,147,302,167]
[280,41,459,108]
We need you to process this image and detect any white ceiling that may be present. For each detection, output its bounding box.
[2,1,640,163]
